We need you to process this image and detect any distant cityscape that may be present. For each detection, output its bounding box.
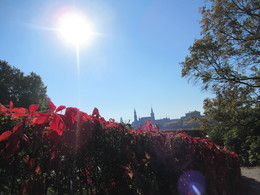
[129,108,203,130]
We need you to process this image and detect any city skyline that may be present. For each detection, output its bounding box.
[131,108,202,129]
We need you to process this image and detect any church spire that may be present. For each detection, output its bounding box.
[150,108,155,121]
[134,109,138,122]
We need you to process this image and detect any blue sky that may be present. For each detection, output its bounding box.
[0,0,212,122]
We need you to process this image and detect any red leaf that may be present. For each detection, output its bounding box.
[64,107,79,126]
[13,123,23,132]
[144,120,153,131]
[29,104,40,113]
[0,131,13,142]
[56,105,66,112]
[9,101,14,110]
[47,100,56,112]
[82,112,91,120]
[145,152,151,159]
[33,113,50,125]
[35,165,41,175]
[29,159,35,167]
[128,171,134,179]
[49,115,64,135]
[92,108,100,117]
[12,113,27,118]
[51,152,56,159]
[137,126,143,133]
[13,108,28,113]
[0,104,7,112]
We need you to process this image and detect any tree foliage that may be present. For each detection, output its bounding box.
[181,0,260,165]
[181,0,260,90]
[0,60,49,109]
[201,86,260,165]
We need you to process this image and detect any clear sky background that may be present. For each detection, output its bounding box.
[0,0,212,122]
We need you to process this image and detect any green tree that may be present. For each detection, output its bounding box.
[181,0,260,90]
[0,60,49,109]
[201,86,260,165]
[181,0,260,165]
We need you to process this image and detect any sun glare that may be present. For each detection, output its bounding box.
[56,11,95,47]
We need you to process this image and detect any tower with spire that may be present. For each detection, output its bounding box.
[150,108,155,121]
[134,109,138,123]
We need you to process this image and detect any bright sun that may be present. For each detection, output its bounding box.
[57,11,95,47]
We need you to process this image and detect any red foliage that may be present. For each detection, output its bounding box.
[0,131,12,142]
[0,101,241,194]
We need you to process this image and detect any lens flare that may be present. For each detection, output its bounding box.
[177,170,206,195]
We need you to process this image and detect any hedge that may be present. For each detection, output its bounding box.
[0,101,241,194]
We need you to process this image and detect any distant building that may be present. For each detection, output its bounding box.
[131,109,202,130]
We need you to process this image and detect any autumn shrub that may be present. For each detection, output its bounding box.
[0,101,241,194]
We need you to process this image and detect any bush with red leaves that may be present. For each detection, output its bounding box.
[0,101,241,194]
